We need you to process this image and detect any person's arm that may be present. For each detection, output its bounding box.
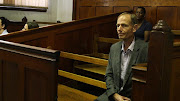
[144,22,153,42]
[144,31,151,42]
[105,47,118,98]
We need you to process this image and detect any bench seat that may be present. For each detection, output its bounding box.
[74,64,106,75]
[58,84,97,101]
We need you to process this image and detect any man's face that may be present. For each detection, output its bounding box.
[136,8,145,20]
[0,19,5,30]
[116,14,136,40]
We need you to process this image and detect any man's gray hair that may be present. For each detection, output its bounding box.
[118,12,137,25]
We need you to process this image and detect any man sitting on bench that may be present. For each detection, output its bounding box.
[95,12,148,101]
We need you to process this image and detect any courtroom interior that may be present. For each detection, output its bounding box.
[0,0,180,101]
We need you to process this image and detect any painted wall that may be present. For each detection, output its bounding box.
[0,0,73,23]
[57,0,73,22]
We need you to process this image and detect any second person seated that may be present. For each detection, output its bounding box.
[22,22,39,31]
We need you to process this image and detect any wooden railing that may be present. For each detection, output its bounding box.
[0,40,59,101]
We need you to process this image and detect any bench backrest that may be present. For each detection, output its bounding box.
[7,18,27,33]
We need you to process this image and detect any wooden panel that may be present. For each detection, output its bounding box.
[97,22,117,53]
[7,24,25,33]
[170,45,180,101]
[6,18,26,33]
[79,0,96,6]
[150,6,157,26]
[157,6,178,29]
[23,37,48,48]
[25,68,48,101]
[79,7,95,19]
[55,27,93,54]
[132,81,146,101]
[171,58,180,101]
[76,0,180,30]
[177,7,180,29]
[3,61,19,101]
[97,22,117,38]
[132,64,147,101]
[147,21,173,101]
[96,7,113,16]
[54,27,94,72]
[0,40,59,101]
[114,6,130,13]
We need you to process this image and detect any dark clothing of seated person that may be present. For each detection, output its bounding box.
[134,20,152,40]
[95,12,148,101]
[0,17,9,35]
[22,22,39,31]
[134,7,152,41]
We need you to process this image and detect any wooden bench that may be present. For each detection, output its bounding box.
[73,36,121,80]
[58,84,97,101]
[58,51,109,100]
[32,20,61,27]
[74,29,180,80]
[59,51,107,89]
[7,17,27,33]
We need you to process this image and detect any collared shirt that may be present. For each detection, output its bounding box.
[1,29,9,36]
[120,38,135,91]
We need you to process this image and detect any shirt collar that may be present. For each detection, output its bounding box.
[1,29,9,35]
[121,38,135,52]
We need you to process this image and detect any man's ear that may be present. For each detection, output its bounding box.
[133,24,137,32]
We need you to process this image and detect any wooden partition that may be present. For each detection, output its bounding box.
[132,20,180,101]
[7,17,27,33]
[1,13,120,51]
[0,13,123,73]
[0,40,60,101]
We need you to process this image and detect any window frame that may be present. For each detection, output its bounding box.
[0,0,48,12]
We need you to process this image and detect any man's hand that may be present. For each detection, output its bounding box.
[113,93,131,101]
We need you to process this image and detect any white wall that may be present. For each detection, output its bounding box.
[57,0,73,22]
[0,0,73,23]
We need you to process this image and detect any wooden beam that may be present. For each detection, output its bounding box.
[132,63,147,72]
[174,42,180,47]
[60,51,108,66]
[58,70,106,89]
[98,37,121,44]
[132,77,146,83]
[172,30,180,35]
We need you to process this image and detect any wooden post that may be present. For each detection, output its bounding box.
[146,20,173,101]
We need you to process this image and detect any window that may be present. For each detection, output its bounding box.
[0,0,48,12]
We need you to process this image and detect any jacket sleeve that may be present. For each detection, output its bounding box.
[105,47,118,97]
